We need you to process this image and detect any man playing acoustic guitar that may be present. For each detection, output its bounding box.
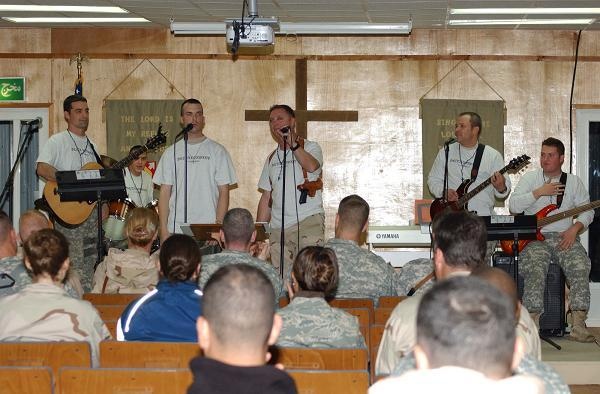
[36,95,102,292]
[509,137,596,343]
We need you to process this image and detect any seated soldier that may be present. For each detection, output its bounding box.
[117,234,202,342]
[324,195,395,305]
[189,264,297,394]
[92,208,159,294]
[370,276,543,393]
[198,208,282,301]
[276,246,365,348]
[0,229,111,366]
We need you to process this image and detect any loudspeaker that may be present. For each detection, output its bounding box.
[492,253,566,337]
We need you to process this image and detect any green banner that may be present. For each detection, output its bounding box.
[0,77,25,101]
[105,100,182,167]
[421,99,505,199]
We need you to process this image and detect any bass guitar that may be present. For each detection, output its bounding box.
[429,154,530,219]
[500,200,600,255]
[41,125,167,227]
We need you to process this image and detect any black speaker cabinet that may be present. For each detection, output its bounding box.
[493,253,566,336]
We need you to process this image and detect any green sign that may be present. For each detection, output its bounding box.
[0,77,25,101]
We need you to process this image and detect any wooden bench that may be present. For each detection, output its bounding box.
[330,298,374,324]
[370,324,386,383]
[57,367,193,393]
[289,370,369,394]
[100,341,201,368]
[95,304,128,322]
[83,293,141,306]
[0,342,91,375]
[273,347,368,371]
[378,295,407,309]
[0,366,53,394]
[342,307,371,350]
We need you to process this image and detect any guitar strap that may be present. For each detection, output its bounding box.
[557,172,567,208]
[89,141,104,166]
[469,143,486,181]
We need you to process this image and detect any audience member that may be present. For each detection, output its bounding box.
[92,208,160,294]
[0,229,110,366]
[276,246,365,348]
[0,210,81,297]
[370,276,543,393]
[394,258,435,297]
[117,234,202,341]
[375,211,487,375]
[324,195,394,305]
[189,264,297,394]
[198,208,282,301]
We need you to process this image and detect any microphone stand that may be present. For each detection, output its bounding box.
[184,128,189,224]
[279,134,289,279]
[442,142,451,203]
[0,122,39,214]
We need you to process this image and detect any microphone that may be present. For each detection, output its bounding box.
[25,117,42,127]
[280,126,291,135]
[175,123,194,140]
[444,137,457,146]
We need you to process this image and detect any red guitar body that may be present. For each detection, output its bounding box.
[499,204,557,255]
[429,178,474,219]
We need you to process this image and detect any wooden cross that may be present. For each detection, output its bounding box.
[245,59,358,138]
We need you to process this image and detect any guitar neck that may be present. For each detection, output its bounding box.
[457,165,510,206]
[538,200,600,227]
[112,148,148,170]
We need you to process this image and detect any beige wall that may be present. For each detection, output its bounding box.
[1,27,599,235]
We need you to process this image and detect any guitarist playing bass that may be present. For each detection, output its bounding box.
[427,112,510,259]
[509,137,596,343]
[36,95,104,293]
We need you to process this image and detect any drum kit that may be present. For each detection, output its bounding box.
[103,199,159,241]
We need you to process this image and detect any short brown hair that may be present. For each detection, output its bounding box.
[23,229,69,278]
[337,195,369,232]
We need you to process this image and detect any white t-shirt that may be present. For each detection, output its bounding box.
[257,140,324,230]
[153,137,237,234]
[37,130,98,171]
[427,143,511,216]
[509,168,593,233]
[124,168,154,207]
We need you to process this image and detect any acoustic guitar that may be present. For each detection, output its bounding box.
[429,154,530,219]
[500,200,600,255]
[41,125,167,227]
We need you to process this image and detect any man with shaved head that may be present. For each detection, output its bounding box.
[18,209,52,246]
[188,264,296,394]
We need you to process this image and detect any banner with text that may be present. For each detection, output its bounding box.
[105,100,181,168]
[421,99,505,199]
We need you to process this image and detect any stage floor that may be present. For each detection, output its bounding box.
[543,328,600,385]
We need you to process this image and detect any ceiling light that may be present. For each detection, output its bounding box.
[0,5,127,13]
[2,17,149,23]
[449,19,595,26]
[170,21,412,35]
[451,8,600,15]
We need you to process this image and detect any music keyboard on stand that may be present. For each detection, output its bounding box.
[367,225,432,267]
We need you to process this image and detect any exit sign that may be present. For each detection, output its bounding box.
[0,77,25,101]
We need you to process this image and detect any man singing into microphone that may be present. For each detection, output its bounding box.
[153,98,237,242]
[427,112,510,258]
[257,105,325,279]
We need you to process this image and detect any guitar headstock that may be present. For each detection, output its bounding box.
[144,123,168,151]
[505,154,530,172]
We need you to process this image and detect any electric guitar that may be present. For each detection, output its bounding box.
[41,125,167,227]
[429,154,531,219]
[500,200,600,255]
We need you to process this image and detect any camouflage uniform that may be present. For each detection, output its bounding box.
[55,209,99,293]
[276,295,366,348]
[198,250,283,301]
[0,282,111,366]
[91,248,159,294]
[269,213,325,281]
[390,352,569,394]
[520,234,590,313]
[394,258,435,296]
[324,238,395,305]
[0,256,81,299]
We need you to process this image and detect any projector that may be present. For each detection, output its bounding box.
[226,23,274,47]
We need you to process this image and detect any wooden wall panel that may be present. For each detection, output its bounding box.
[2,27,600,233]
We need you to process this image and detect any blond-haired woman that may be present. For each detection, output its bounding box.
[92,208,160,293]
